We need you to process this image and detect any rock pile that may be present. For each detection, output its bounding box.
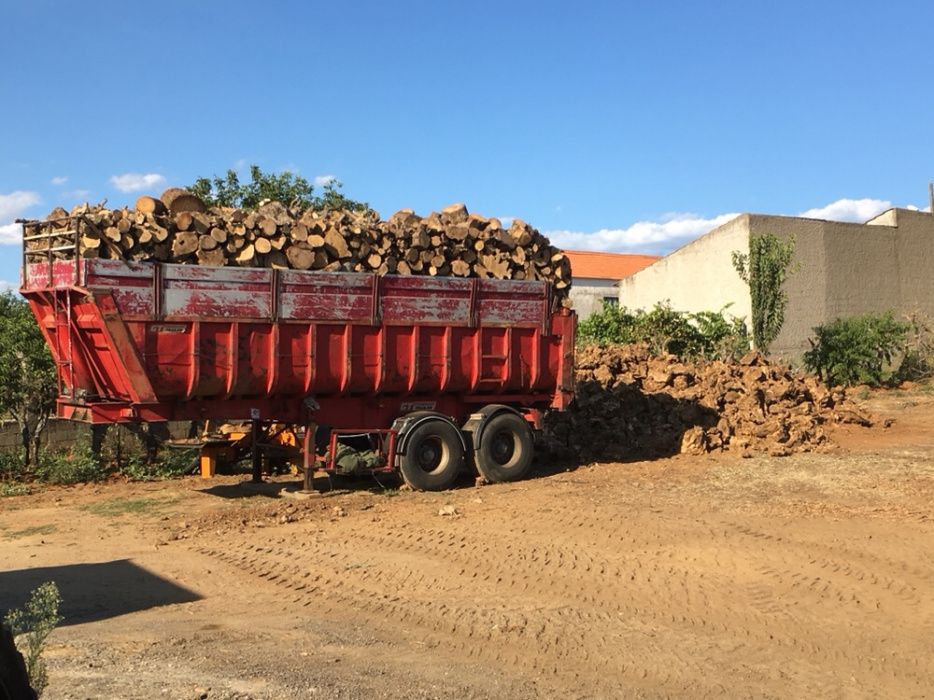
[544,344,872,461]
[24,191,572,301]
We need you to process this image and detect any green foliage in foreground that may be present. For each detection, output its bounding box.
[803,312,909,387]
[0,429,199,491]
[4,582,62,698]
[578,301,750,360]
[190,164,369,212]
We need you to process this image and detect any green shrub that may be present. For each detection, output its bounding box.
[578,301,749,361]
[117,447,198,481]
[803,312,909,387]
[896,313,934,382]
[4,581,63,698]
[34,442,108,485]
[0,449,29,483]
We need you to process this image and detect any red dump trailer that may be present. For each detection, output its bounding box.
[21,220,576,490]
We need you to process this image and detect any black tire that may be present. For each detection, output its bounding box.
[398,419,465,491]
[474,412,534,484]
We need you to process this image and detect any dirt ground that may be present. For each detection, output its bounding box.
[2,387,933,699]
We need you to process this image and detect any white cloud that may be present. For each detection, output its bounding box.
[798,198,891,222]
[314,174,337,188]
[0,280,17,292]
[0,190,41,223]
[0,190,41,244]
[63,189,91,201]
[547,212,740,254]
[109,172,166,193]
[544,195,930,255]
[0,223,22,244]
[50,176,68,186]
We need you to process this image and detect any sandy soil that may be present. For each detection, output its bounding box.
[2,387,933,699]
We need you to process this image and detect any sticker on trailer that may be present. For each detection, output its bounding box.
[149,323,187,334]
[400,401,436,412]
[250,408,261,419]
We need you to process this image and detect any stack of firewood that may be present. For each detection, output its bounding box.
[26,188,572,300]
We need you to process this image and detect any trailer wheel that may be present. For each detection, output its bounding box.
[474,411,534,483]
[398,419,464,491]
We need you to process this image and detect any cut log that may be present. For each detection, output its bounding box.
[172,232,200,256]
[259,217,278,237]
[161,188,207,214]
[286,245,315,270]
[196,247,226,266]
[324,228,350,258]
[175,211,193,232]
[236,243,255,265]
[135,196,166,215]
[254,237,272,255]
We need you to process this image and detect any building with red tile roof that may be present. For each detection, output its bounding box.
[563,250,660,319]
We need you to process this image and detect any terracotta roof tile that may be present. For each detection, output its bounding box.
[564,250,660,281]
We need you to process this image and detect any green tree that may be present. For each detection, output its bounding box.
[0,292,58,467]
[732,233,796,353]
[190,165,369,212]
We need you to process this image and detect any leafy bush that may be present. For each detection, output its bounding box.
[578,302,749,361]
[4,581,63,697]
[897,313,934,382]
[117,447,198,481]
[34,442,108,485]
[803,312,909,387]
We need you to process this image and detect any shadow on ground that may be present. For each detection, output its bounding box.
[0,559,201,626]
[536,380,721,475]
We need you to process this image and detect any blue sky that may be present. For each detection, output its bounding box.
[2,0,933,287]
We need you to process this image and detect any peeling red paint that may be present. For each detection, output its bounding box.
[21,259,576,424]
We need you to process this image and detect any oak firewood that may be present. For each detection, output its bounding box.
[259,217,277,237]
[196,247,226,266]
[286,245,315,270]
[236,243,255,265]
[267,250,289,269]
[190,212,211,235]
[135,196,166,215]
[161,188,206,214]
[173,232,200,256]
[254,237,272,255]
[175,211,193,232]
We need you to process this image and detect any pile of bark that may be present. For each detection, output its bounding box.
[25,189,571,300]
[543,344,872,462]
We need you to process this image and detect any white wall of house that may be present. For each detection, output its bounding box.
[616,208,934,359]
[618,214,752,321]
